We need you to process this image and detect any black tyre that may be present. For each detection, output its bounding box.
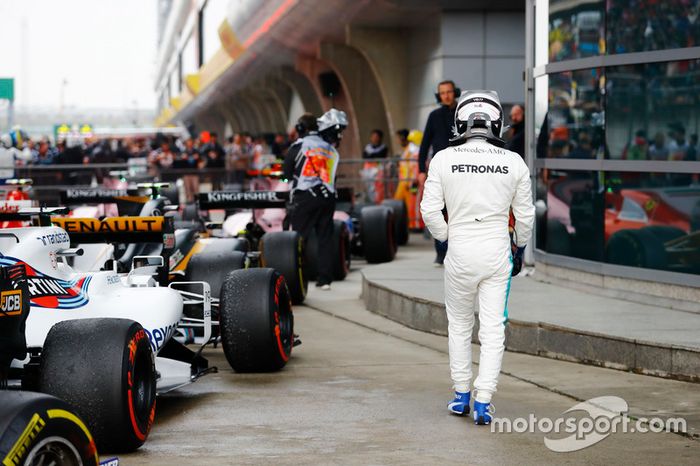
[260,231,307,304]
[606,228,666,269]
[182,202,199,221]
[219,268,294,372]
[159,185,180,206]
[0,391,99,466]
[304,231,319,281]
[360,205,396,263]
[381,199,409,246]
[185,249,247,299]
[304,220,351,281]
[332,220,351,280]
[38,319,156,453]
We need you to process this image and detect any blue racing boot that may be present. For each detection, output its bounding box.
[447,391,470,416]
[473,400,494,425]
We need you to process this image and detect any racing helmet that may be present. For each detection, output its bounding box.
[317,108,348,144]
[0,134,11,148]
[453,90,504,144]
[407,129,423,146]
[9,127,29,148]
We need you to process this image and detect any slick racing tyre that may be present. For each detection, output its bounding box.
[381,199,409,246]
[260,231,307,304]
[304,220,351,282]
[219,268,294,372]
[0,391,99,466]
[159,185,180,206]
[39,319,156,453]
[360,205,396,264]
[606,228,666,269]
[332,220,351,280]
[186,249,247,299]
[181,202,199,221]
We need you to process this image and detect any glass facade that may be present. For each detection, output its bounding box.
[607,59,700,161]
[537,169,700,274]
[549,0,605,61]
[549,0,700,60]
[607,0,700,55]
[533,0,700,278]
[543,68,605,159]
[536,169,605,261]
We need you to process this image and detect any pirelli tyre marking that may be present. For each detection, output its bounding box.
[3,413,46,466]
[2,409,98,466]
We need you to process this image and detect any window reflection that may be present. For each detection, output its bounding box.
[549,0,605,61]
[607,0,700,55]
[607,59,700,161]
[538,68,604,159]
[536,169,604,261]
[604,173,700,274]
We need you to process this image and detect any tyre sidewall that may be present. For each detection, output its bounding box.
[39,319,156,452]
[0,393,98,466]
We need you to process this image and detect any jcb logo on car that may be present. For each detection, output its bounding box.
[0,289,22,316]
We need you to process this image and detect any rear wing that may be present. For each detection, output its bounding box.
[197,191,290,210]
[60,188,151,205]
[51,216,175,247]
[0,207,69,226]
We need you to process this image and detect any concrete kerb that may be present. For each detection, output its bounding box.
[362,271,700,383]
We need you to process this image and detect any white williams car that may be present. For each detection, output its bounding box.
[0,209,295,454]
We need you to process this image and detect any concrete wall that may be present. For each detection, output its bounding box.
[441,11,525,104]
[182,8,526,154]
[404,11,525,133]
[406,17,443,131]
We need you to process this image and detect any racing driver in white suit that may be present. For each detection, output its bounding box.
[420,90,535,425]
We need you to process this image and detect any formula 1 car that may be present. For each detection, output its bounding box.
[60,186,304,308]
[0,209,294,453]
[1,264,101,466]
[0,178,35,228]
[197,183,399,287]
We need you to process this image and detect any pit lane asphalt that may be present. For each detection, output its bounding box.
[117,259,698,465]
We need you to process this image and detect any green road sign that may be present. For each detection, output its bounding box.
[0,78,14,101]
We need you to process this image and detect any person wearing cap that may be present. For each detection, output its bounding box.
[283,110,347,290]
[420,90,535,425]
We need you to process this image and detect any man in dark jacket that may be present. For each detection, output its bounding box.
[505,104,525,159]
[418,80,459,265]
[201,132,225,168]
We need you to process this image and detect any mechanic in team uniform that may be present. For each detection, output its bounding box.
[283,109,348,290]
[420,90,535,425]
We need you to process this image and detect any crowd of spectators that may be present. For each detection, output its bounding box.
[549,0,700,61]
[607,0,700,54]
[4,131,292,171]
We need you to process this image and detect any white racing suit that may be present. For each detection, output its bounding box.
[420,138,534,403]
